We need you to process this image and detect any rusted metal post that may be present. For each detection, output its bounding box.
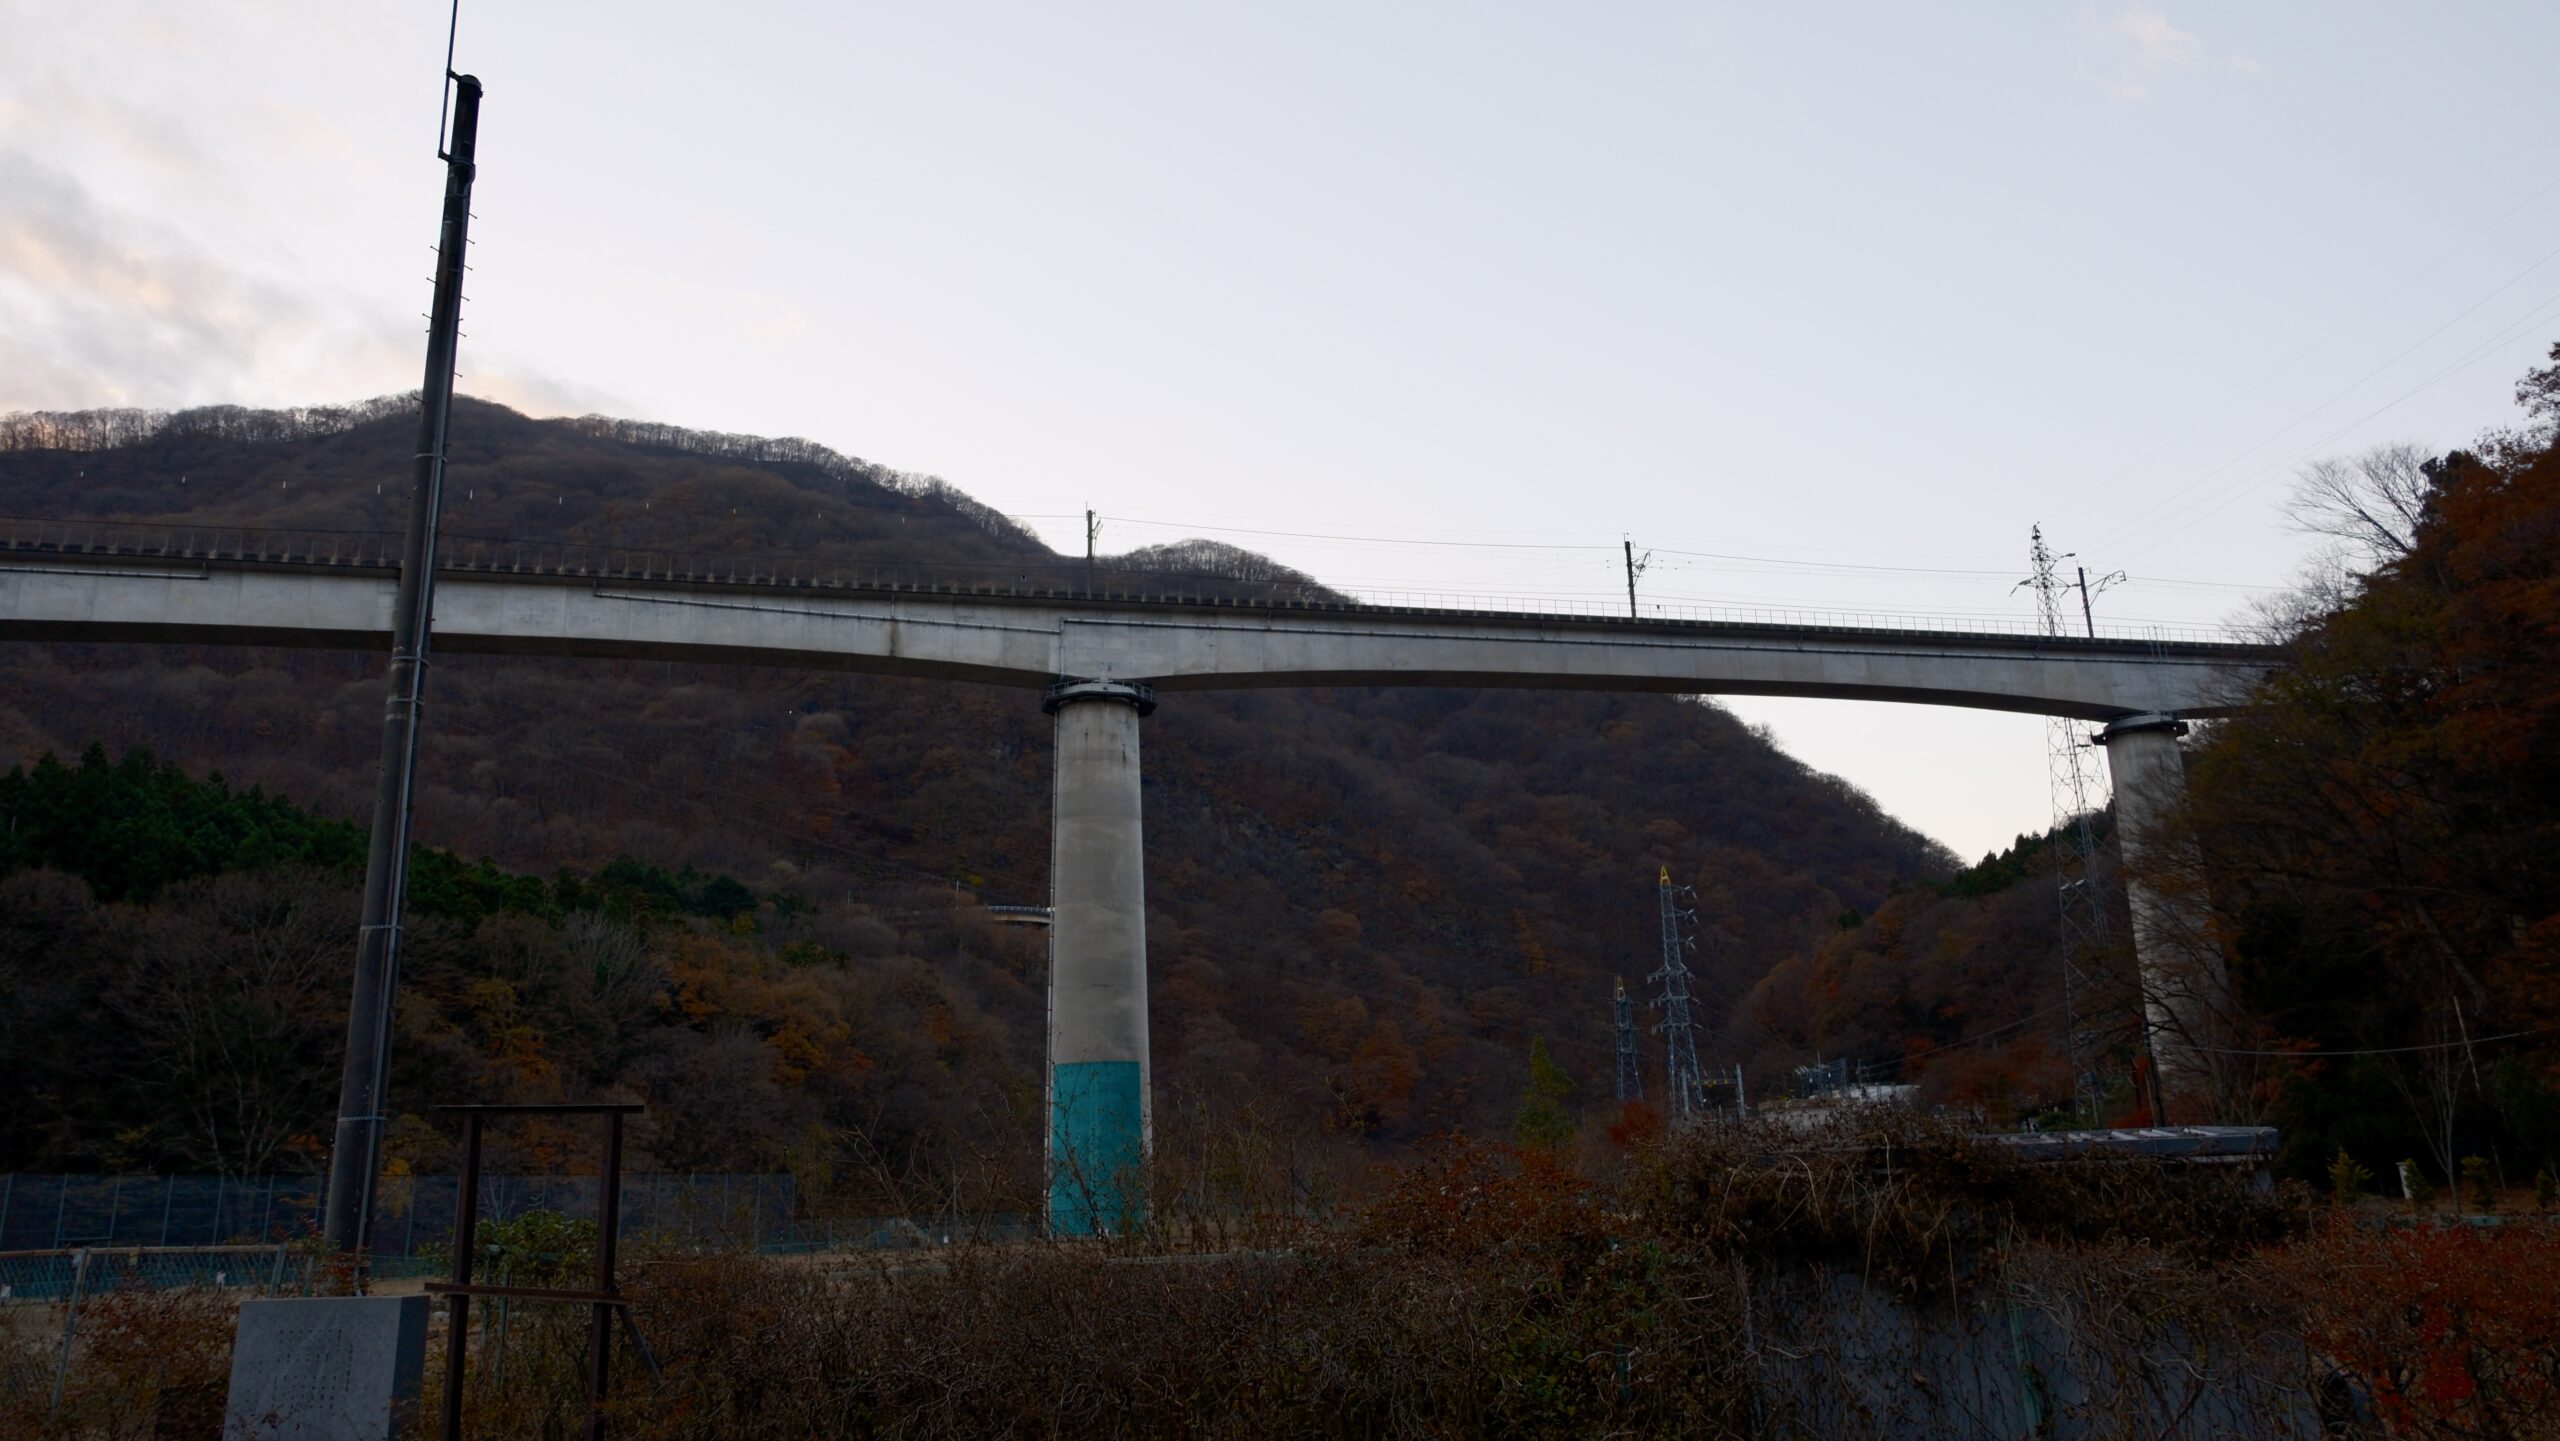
[586,1111,624,1440]
[47,1247,87,1415]
[427,1103,642,1440]
[440,1112,482,1441]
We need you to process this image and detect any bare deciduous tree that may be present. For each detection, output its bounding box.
[2286,441,2433,568]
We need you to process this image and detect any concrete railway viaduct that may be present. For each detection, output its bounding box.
[0,539,2281,1230]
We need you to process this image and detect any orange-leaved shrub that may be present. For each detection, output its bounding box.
[2273,1216,2560,1439]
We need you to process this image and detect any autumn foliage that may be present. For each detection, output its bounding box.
[2275,1216,2560,1439]
[0,396,1953,1181]
[24,1121,2559,1439]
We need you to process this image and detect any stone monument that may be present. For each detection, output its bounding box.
[224,1295,428,1441]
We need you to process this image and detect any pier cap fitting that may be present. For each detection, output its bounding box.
[1043,679,1157,716]
[2097,711,2187,743]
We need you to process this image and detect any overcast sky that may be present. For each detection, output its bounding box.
[6,1,2557,860]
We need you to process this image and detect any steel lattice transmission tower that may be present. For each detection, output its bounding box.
[2026,526,2117,1121]
[1613,978,1643,1103]
[1648,867,1706,1120]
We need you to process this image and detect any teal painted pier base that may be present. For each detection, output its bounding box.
[1048,1061,1144,1235]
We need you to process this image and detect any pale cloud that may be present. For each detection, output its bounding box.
[722,290,812,350]
[1679,9,1731,50]
[2114,6,2202,69]
[0,150,415,412]
[462,367,632,419]
[2081,4,2204,101]
[0,147,618,420]
[0,67,208,185]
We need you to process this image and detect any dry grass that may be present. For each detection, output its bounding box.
[8,1117,2554,1439]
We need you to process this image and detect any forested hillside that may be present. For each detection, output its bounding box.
[0,399,1957,1187]
[1733,345,2560,1192]
[2169,351,2560,1185]
[17,356,2556,1199]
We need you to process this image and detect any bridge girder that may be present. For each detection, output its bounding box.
[0,555,2274,720]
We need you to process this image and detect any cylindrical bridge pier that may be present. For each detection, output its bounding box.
[1043,679,1156,1234]
[2098,712,2231,1112]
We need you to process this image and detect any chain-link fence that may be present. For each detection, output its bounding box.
[0,1175,1058,1274]
[758,1214,1036,1254]
[0,1242,305,1304]
[0,1173,794,1264]
[0,1243,308,1422]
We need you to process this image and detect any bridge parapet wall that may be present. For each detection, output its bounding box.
[0,536,2277,719]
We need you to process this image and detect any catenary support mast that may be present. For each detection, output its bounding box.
[2027,526,2118,1121]
[2025,526,2170,1123]
[321,73,481,1261]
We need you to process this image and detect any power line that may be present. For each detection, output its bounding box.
[2083,170,2560,503]
[2026,526,2130,1123]
[519,744,1047,898]
[1651,548,2020,579]
[2188,1027,2559,1059]
[2117,283,2560,561]
[1892,1000,2077,1068]
[1099,514,2286,588]
[2096,238,2560,555]
[513,740,1654,1073]
[1100,515,1615,551]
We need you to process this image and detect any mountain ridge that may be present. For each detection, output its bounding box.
[0,395,1962,1173]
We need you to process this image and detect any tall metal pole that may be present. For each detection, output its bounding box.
[1623,540,1640,619]
[1648,867,1705,1120]
[2028,528,2164,1124]
[321,73,482,1261]
[1612,978,1643,1103]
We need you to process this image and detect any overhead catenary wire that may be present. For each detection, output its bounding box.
[517,743,1050,899]
[2183,1026,2560,1059]
[2096,236,2560,556]
[1097,515,2285,595]
[1891,999,2079,1069]
[507,740,1653,1071]
[1097,513,2280,584]
[2115,281,2560,561]
[1097,516,1619,551]
[1,510,2268,637]
[2082,170,2560,505]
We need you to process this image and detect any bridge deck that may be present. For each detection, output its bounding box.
[0,534,2280,720]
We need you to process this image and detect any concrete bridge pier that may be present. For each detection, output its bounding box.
[1042,679,1156,1234]
[2098,713,2230,1111]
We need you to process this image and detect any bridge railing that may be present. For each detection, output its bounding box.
[0,516,2247,644]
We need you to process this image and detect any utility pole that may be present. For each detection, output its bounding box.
[1613,978,1643,1103]
[321,65,482,1265]
[1622,539,1645,619]
[1648,867,1705,1120]
[2073,564,2124,640]
[1084,508,1097,588]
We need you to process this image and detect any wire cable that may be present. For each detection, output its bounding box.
[2118,283,2560,560]
[2083,170,2560,506]
[2098,238,2560,555]
[2185,1026,2559,1059]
